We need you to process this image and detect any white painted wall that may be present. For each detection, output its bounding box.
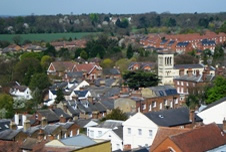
[97,130,123,151]
[123,112,158,149]
[87,127,111,139]
[11,88,32,100]
[197,101,226,124]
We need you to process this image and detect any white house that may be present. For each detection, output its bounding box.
[69,90,91,100]
[123,112,158,149]
[87,120,124,139]
[97,126,123,151]
[197,97,226,124]
[74,80,89,91]
[10,84,32,100]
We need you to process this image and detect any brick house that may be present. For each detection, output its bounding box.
[139,86,181,113]
[176,42,193,54]
[152,123,226,152]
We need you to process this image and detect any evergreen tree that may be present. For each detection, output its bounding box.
[126,44,133,59]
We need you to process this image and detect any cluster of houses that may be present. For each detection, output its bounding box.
[140,30,226,54]
[0,48,226,151]
[0,39,87,55]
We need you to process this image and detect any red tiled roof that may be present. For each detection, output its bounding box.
[74,63,100,74]
[170,123,226,152]
[150,127,190,152]
[52,61,76,72]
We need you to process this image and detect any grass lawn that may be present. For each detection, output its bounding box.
[0,32,101,42]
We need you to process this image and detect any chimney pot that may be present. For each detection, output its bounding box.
[41,117,47,128]
[24,120,31,132]
[10,121,17,130]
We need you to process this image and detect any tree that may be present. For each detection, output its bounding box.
[29,73,50,91]
[123,70,159,90]
[12,35,22,45]
[174,54,199,64]
[20,52,42,61]
[80,50,88,60]
[186,95,199,109]
[41,55,53,71]
[103,108,128,121]
[166,18,176,27]
[100,58,114,68]
[45,43,56,57]
[206,76,226,104]
[13,58,42,85]
[126,44,133,59]
[56,89,64,104]
[0,93,14,118]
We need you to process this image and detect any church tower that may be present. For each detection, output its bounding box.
[158,52,174,85]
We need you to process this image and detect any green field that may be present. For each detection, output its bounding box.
[0,32,101,42]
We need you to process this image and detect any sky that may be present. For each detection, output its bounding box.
[0,0,226,16]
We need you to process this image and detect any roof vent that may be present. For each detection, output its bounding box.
[159,115,164,119]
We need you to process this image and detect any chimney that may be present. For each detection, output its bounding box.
[41,117,47,128]
[223,118,226,131]
[100,80,105,87]
[196,70,200,77]
[88,96,93,104]
[38,129,45,142]
[24,120,31,132]
[60,115,66,123]
[22,114,27,127]
[63,103,68,113]
[10,121,17,130]
[187,69,193,77]
[179,69,184,76]
[189,109,195,124]
[14,113,19,125]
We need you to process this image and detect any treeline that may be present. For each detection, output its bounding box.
[0,12,226,35]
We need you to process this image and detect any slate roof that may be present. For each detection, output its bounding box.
[112,126,123,140]
[60,134,96,147]
[23,126,40,136]
[94,78,116,87]
[144,107,202,127]
[100,98,115,110]
[201,97,226,112]
[174,64,204,69]
[57,122,75,129]
[103,68,120,75]
[21,138,38,150]
[167,40,175,46]
[53,108,72,120]
[74,119,98,128]
[169,123,226,152]
[0,120,10,132]
[37,109,59,123]
[149,85,178,97]
[77,102,92,114]
[174,74,214,82]
[89,102,107,112]
[43,124,60,135]
[74,90,89,98]
[50,82,68,90]
[97,120,124,129]
[201,39,216,45]
[176,42,189,47]
[0,129,22,140]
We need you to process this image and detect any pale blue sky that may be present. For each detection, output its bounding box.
[0,0,226,16]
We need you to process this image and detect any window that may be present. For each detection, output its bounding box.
[177,87,180,93]
[98,131,102,137]
[181,81,184,86]
[152,101,156,108]
[149,105,152,111]
[143,104,146,110]
[170,101,173,108]
[181,88,184,93]
[138,129,142,136]
[187,82,189,86]
[70,130,73,137]
[164,100,168,106]
[149,130,153,137]
[175,98,178,104]
[90,130,94,137]
[128,128,131,135]
[160,103,162,109]
[116,144,120,150]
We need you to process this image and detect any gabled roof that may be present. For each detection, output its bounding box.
[74,90,89,98]
[51,61,76,72]
[174,64,204,69]
[148,85,178,97]
[74,119,98,128]
[169,123,226,152]
[0,120,10,132]
[60,134,96,147]
[37,109,59,123]
[0,129,22,140]
[74,63,101,74]
[112,126,123,140]
[21,137,38,150]
[96,120,124,129]
[144,107,202,127]
[150,127,190,151]
[176,42,190,47]
[103,68,120,75]
[43,124,61,135]
[201,97,226,112]
[53,108,72,120]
